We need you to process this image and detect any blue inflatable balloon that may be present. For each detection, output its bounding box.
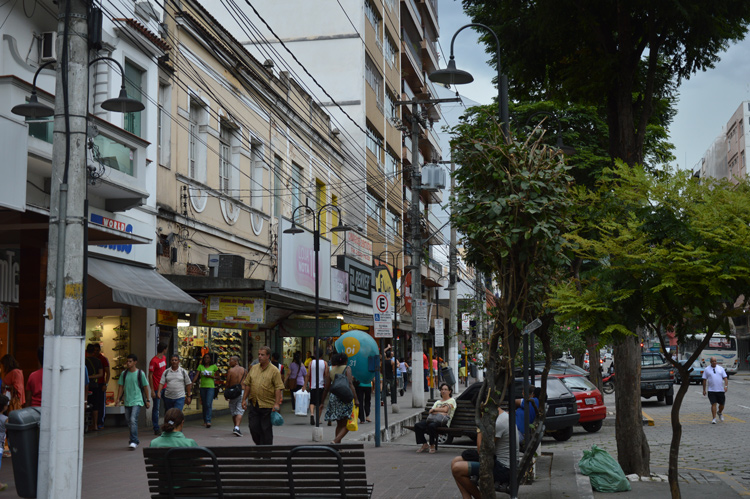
[335,330,379,384]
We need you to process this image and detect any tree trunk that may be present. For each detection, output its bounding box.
[587,334,602,391]
[614,335,650,476]
[668,368,691,499]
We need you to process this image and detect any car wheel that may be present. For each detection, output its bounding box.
[665,393,673,405]
[581,420,602,433]
[552,426,574,441]
[437,433,453,445]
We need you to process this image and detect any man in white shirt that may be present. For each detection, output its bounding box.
[702,357,728,424]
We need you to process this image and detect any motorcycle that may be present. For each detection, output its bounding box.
[602,372,615,394]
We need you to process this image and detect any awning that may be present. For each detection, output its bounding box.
[88,258,202,313]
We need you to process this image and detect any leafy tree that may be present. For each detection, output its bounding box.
[461,0,750,474]
[450,106,573,496]
[549,162,750,497]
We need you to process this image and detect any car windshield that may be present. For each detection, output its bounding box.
[559,376,597,392]
[546,378,572,398]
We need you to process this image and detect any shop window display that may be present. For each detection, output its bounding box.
[86,316,130,406]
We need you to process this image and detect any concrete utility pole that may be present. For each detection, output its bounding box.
[38,0,88,497]
[448,160,459,392]
[397,96,459,408]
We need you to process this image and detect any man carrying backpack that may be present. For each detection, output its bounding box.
[115,354,150,450]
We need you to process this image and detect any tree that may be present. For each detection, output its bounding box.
[549,162,750,497]
[462,0,750,474]
[450,106,573,496]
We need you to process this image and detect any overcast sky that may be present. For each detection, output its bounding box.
[437,0,750,171]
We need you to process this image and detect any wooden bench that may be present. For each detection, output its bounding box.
[143,443,373,498]
[404,399,479,446]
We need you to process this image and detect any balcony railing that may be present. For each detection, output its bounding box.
[406,0,422,27]
[402,28,423,71]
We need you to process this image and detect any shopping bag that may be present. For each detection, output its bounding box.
[346,406,359,431]
[578,445,631,492]
[270,411,284,426]
[295,390,310,416]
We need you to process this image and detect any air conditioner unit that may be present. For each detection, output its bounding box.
[41,32,56,62]
[207,254,245,278]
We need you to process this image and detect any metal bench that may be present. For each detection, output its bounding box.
[143,443,373,498]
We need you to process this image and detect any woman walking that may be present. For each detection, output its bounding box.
[0,355,25,412]
[322,352,358,444]
[192,353,218,428]
[286,352,307,411]
[306,349,328,425]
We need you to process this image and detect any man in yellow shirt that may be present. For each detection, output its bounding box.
[242,346,284,444]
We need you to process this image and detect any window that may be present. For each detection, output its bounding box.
[386,151,398,177]
[384,0,395,11]
[367,193,383,229]
[388,211,401,240]
[365,0,380,31]
[366,125,383,168]
[291,163,303,221]
[386,91,397,121]
[273,155,283,218]
[365,55,383,109]
[219,126,231,193]
[250,142,263,210]
[27,116,53,143]
[123,60,144,137]
[384,34,398,67]
[157,83,171,167]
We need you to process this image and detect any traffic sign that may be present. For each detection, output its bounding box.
[372,291,393,338]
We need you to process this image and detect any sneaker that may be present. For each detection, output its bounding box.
[711,419,717,424]
[719,413,724,422]
[233,427,242,437]
[129,442,138,450]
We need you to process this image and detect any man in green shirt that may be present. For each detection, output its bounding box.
[115,354,150,450]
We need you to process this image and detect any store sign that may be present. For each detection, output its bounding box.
[336,256,373,305]
[374,259,395,308]
[331,268,349,304]
[88,207,153,265]
[0,250,19,304]
[279,218,331,300]
[196,297,265,328]
[279,318,341,337]
[345,231,372,265]
[404,271,412,314]
[157,310,178,327]
[434,318,445,347]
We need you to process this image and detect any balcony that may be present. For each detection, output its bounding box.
[421,0,439,32]
[401,29,424,89]
[421,36,440,73]
[401,0,423,38]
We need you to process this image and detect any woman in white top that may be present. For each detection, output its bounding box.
[305,348,328,426]
[399,358,409,391]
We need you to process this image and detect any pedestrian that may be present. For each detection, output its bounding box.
[114,354,150,450]
[355,379,372,424]
[306,348,328,426]
[241,346,284,445]
[192,353,218,428]
[93,343,110,429]
[25,346,44,408]
[423,352,429,392]
[304,350,313,370]
[149,408,197,448]
[148,343,168,435]
[0,394,9,491]
[322,352,358,444]
[285,351,307,411]
[157,355,193,412]
[84,345,103,432]
[702,356,728,424]
[226,355,246,436]
[1,354,25,412]
[383,345,396,404]
[415,382,456,454]
[451,406,520,498]
[398,357,409,393]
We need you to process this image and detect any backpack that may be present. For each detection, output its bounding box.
[330,367,354,403]
[121,369,147,405]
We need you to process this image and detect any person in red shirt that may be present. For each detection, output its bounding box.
[423,352,429,393]
[148,343,168,435]
[25,347,44,407]
[94,344,110,429]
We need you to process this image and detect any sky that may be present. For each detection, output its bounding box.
[436,0,750,171]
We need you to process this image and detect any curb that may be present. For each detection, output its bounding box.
[642,410,654,426]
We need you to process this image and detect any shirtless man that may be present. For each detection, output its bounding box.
[226,356,246,436]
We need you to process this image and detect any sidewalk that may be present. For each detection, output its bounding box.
[0,383,744,498]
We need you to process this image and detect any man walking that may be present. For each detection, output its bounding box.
[94,343,110,429]
[148,343,168,435]
[702,356,728,424]
[241,346,284,445]
[226,355,246,436]
[84,344,103,432]
[115,354,150,450]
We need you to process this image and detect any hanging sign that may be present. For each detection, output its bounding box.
[415,299,429,333]
[462,313,471,332]
[434,318,445,347]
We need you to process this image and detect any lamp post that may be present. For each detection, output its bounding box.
[284,204,351,440]
[429,23,518,498]
[13,25,144,494]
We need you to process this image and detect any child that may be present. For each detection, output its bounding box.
[0,394,9,490]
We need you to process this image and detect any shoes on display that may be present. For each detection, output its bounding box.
[112,345,127,351]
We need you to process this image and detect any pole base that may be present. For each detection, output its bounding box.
[391,404,400,414]
[312,427,324,442]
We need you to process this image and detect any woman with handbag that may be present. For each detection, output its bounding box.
[286,351,307,411]
[322,352,358,444]
[415,382,456,454]
[191,353,218,428]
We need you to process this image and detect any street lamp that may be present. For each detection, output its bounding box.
[429,23,518,497]
[284,204,351,436]
[428,23,509,139]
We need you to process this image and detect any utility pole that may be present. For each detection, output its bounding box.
[397,95,459,408]
[448,160,459,393]
[38,0,88,497]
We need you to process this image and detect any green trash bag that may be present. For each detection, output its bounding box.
[578,445,631,492]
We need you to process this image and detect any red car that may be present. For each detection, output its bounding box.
[551,374,606,433]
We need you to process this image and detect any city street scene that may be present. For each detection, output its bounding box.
[2,0,750,498]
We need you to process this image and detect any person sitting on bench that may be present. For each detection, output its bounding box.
[414,382,456,454]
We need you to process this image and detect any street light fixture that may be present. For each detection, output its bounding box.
[284,204,351,435]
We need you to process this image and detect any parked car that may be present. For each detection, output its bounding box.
[532,360,589,377]
[674,359,704,384]
[552,374,606,433]
[453,378,580,442]
[641,352,675,405]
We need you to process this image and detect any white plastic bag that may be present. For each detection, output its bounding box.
[295,389,310,416]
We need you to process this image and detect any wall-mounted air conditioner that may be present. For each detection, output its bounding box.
[208,254,245,278]
[41,32,56,62]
